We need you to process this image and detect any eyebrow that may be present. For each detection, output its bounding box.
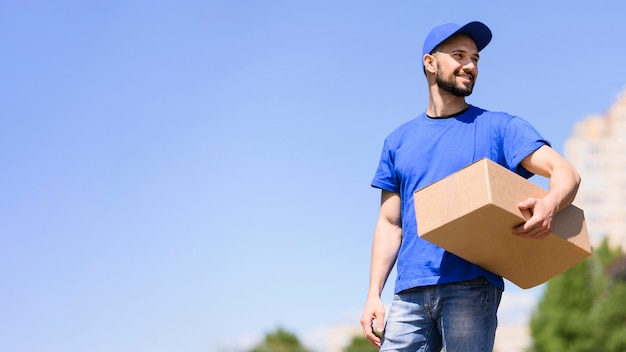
[449,49,480,60]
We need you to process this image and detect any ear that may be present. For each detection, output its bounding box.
[423,53,437,74]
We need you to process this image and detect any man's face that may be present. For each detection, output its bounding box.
[432,34,480,97]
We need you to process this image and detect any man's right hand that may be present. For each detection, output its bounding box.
[360,296,386,347]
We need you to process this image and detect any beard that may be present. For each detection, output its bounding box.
[435,67,474,97]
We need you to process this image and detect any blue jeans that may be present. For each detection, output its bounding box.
[381,277,502,352]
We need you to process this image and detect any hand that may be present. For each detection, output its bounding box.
[512,197,556,240]
[359,296,385,347]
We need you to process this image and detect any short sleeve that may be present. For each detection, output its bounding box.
[504,117,550,178]
[371,139,400,193]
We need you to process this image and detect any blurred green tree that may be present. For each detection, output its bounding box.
[343,335,379,352]
[529,239,626,352]
[248,327,312,352]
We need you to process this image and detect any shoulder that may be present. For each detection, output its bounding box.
[471,105,516,121]
[470,106,530,133]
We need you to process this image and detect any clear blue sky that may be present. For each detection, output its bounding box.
[2,1,625,351]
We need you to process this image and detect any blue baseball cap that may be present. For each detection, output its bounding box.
[422,21,492,63]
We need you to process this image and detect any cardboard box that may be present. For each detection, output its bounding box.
[413,158,590,289]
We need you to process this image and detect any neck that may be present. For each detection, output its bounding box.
[427,89,469,117]
[426,79,470,117]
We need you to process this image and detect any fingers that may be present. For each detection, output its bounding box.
[514,197,553,239]
[360,318,382,347]
[513,226,550,239]
[517,197,535,209]
[360,314,383,347]
[512,215,552,239]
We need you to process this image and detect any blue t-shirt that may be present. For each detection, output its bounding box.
[372,105,549,293]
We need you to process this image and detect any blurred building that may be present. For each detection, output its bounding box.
[493,324,530,352]
[564,89,626,251]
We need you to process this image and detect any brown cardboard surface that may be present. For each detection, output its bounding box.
[413,158,590,289]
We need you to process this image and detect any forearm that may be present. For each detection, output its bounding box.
[367,190,403,298]
[361,213,401,347]
[367,222,402,298]
[545,161,581,212]
[521,145,581,212]
[515,146,581,239]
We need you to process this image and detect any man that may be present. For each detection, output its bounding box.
[360,21,581,351]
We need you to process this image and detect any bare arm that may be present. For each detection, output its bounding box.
[513,145,581,239]
[360,190,402,347]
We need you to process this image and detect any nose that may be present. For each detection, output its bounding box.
[461,59,477,75]
[462,59,476,70]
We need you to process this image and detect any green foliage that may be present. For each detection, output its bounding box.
[529,239,626,352]
[248,327,312,352]
[343,335,379,352]
[593,278,626,351]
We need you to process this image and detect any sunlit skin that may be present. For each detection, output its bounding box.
[433,38,479,97]
[424,33,480,117]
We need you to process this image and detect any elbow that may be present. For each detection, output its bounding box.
[557,158,581,189]
[569,166,582,198]
[571,164,581,188]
